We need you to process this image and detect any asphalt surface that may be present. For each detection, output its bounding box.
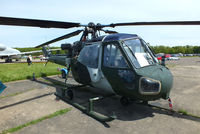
[0,57,200,134]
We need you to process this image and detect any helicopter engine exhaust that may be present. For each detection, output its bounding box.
[61,43,73,57]
[61,43,72,50]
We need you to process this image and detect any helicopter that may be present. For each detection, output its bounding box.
[1,16,200,111]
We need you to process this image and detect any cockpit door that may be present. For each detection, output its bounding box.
[101,42,137,96]
[75,42,115,93]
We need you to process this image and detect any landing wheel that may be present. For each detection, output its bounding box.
[120,97,130,106]
[66,89,73,100]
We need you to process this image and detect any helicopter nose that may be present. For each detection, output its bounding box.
[158,66,173,99]
[136,65,173,99]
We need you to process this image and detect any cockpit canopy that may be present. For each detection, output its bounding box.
[78,34,158,70]
[103,34,158,68]
[0,44,6,51]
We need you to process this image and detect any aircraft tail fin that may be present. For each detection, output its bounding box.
[42,46,52,57]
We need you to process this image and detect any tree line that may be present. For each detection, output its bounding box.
[150,45,200,54]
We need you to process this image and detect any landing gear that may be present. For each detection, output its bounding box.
[65,89,73,100]
[120,96,130,106]
[54,89,116,122]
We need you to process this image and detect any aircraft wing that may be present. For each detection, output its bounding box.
[0,49,60,58]
[0,53,20,57]
[0,51,40,57]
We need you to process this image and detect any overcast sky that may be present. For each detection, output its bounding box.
[1,0,200,48]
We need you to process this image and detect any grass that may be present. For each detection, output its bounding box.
[1,108,72,134]
[0,62,64,83]
[178,109,188,115]
[178,109,200,118]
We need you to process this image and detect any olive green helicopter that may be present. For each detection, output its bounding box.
[1,16,200,122]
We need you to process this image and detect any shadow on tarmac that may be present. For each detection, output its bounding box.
[38,77,200,126]
[0,76,63,111]
[0,93,53,110]
[40,77,200,126]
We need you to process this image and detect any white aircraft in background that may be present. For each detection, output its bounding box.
[0,43,42,62]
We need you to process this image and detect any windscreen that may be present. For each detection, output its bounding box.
[122,38,158,68]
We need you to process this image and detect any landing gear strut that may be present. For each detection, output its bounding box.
[55,87,116,122]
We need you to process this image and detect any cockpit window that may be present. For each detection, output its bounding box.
[103,44,129,68]
[122,38,157,68]
[78,44,99,68]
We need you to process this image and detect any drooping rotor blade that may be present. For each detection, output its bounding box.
[101,29,118,34]
[0,16,80,29]
[35,30,83,48]
[107,21,200,27]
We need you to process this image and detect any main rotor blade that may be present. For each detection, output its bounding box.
[108,21,200,27]
[0,16,80,29]
[35,30,83,48]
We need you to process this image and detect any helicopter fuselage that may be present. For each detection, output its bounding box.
[47,33,173,101]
